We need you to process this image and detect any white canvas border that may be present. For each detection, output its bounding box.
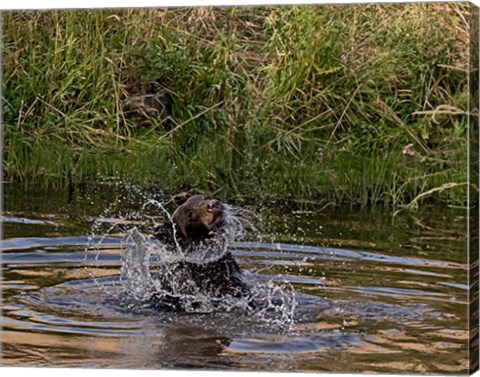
[1,0,479,10]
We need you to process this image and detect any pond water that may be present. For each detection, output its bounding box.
[1,183,470,373]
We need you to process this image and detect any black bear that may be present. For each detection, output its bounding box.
[152,193,251,311]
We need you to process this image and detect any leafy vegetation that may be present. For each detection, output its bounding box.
[2,4,472,208]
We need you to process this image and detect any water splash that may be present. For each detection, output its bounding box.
[250,280,297,330]
[120,228,152,301]
[85,186,296,330]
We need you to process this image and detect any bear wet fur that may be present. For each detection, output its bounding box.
[151,193,251,310]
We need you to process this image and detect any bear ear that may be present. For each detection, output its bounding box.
[172,192,192,206]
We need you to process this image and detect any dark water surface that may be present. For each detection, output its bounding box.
[1,184,470,373]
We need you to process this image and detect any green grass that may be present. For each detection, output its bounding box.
[2,4,472,208]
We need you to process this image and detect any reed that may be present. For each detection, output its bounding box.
[2,4,471,208]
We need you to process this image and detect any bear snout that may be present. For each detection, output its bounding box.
[207,199,224,213]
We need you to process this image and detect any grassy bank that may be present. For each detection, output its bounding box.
[2,4,471,207]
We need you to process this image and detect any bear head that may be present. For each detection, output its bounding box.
[170,192,226,243]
